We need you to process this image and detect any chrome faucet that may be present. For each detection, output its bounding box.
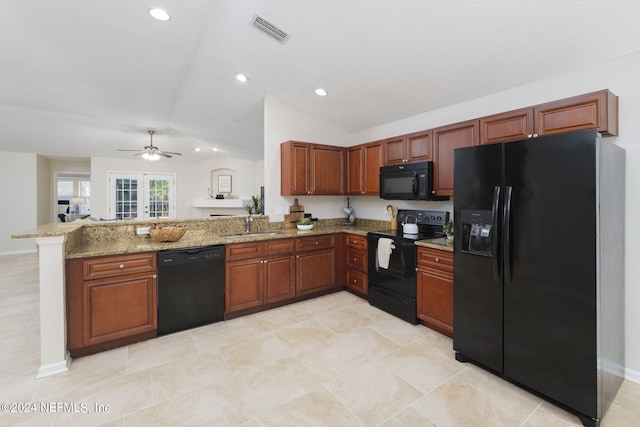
[245,216,253,233]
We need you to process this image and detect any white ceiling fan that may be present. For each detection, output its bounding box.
[117,130,182,161]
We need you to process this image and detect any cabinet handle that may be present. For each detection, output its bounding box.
[533,133,538,138]
[527,134,532,138]
[315,241,319,245]
[353,279,357,283]
[119,264,125,269]
[431,190,436,194]
[264,260,268,264]
[152,274,157,279]
[435,257,440,262]
[353,258,357,262]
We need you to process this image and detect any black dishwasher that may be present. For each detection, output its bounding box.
[157,245,225,336]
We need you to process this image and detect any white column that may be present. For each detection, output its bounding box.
[35,235,71,378]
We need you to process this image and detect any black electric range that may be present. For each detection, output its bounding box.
[367,209,449,324]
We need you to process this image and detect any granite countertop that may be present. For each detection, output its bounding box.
[14,220,452,258]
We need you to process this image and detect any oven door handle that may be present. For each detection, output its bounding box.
[411,172,418,197]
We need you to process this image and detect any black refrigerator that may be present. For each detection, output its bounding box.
[453,129,625,427]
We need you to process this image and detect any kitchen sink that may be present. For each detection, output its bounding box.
[222,232,282,239]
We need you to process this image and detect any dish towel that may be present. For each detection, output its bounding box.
[377,238,395,269]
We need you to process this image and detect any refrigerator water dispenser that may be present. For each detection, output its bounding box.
[461,209,493,256]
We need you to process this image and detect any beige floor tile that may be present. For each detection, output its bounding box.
[242,307,300,334]
[0,345,40,377]
[283,297,333,321]
[379,405,437,427]
[537,402,585,426]
[271,342,358,391]
[326,361,423,426]
[523,408,577,426]
[212,362,306,425]
[601,380,640,426]
[123,385,225,426]
[415,329,456,360]
[189,317,255,352]
[151,348,232,403]
[329,327,400,365]
[368,317,433,345]
[316,307,374,334]
[52,370,153,426]
[36,347,127,400]
[316,291,363,309]
[126,331,196,374]
[379,342,463,393]
[273,318,336,351]
[413,376,530,427]
[349,300,400,321]
[456,364,543,416]
[0,407,55,427]
[0,371,40,402]
[218,332,290,373]
[257,386,362,426]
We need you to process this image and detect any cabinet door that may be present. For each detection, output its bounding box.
[346,248,367,272]
[433,119,479,196]
[310,145,345,195]
[296,249,335,295]
[363,141,383,195]
[84,273,157,345]
[417,268,453,337]
[225,259,263,312]
[264,255,296,304]
[384,136,407,165]
[346,269,367,294]
[347,146,364,195]
[534,89,618,137]
[406,130,432,162]
[281,141,310,195]
[480,108,534,145]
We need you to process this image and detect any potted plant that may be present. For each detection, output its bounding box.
[243,195,262,215]
[443,219,454,242]
[296,217,314,230]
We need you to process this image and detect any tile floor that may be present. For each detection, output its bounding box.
[1,252,639,426]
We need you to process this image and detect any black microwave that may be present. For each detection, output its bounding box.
[380,161,443,200]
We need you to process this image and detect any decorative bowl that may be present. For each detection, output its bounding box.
[297,224,314,231]
[149,224,188,242]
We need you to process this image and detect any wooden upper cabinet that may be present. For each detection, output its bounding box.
[479,89,618,144]
[480,108,534,145]
[384,131,431,165]
[347,140,383,195]
[433,119,479,197]
[281,141,345,195]
[534,89,618,137]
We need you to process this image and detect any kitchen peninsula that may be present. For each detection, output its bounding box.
[13,215,451,378]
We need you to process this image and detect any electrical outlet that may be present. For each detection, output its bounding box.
[136,227,150,235]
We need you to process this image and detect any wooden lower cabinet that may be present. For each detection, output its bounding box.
[66,252,158,357]
[416,246,453,337]
[296,249,335,295]
[225,239,296,313]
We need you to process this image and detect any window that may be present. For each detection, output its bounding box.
[108,172,176,220]
[56,175,91,215]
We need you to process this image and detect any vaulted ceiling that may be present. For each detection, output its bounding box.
[1,1,639,162]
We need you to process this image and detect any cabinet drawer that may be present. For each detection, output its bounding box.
[296,234,335,252]
[226,242,262,261]
[264,238,295,256]
[346,248,367,271]
[346,269,367,294]
[345,233,367,250]
[417,247,453,273]
[83,252,156,280]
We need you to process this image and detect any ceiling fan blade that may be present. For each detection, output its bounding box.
[159,151,182,156]
[117,149,144,152]
[158,152,173,158]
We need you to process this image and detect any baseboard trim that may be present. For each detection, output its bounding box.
[36,355,71,379]
[625,367,640,384]
[0,249,38,256]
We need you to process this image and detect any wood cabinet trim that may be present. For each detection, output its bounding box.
[82,252,156,281]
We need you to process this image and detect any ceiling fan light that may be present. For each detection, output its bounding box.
[148,153,160,161]
[142,152,150,160]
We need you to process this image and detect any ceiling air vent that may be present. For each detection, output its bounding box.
[251,15,290,44]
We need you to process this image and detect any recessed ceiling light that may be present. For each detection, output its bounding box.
[149,8,170,21]
[195,147,201,152]
[314,88,328,97]
[236,73,248,83]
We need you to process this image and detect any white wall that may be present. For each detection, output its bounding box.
[0,152,38,253]
[350,52,640,381]
[36,155,51,226]
[263,95,352,222]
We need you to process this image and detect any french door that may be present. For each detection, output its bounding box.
[108,173,176,220]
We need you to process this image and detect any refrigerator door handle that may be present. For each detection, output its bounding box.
[503,186,513,285]
[492,185,501,282]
